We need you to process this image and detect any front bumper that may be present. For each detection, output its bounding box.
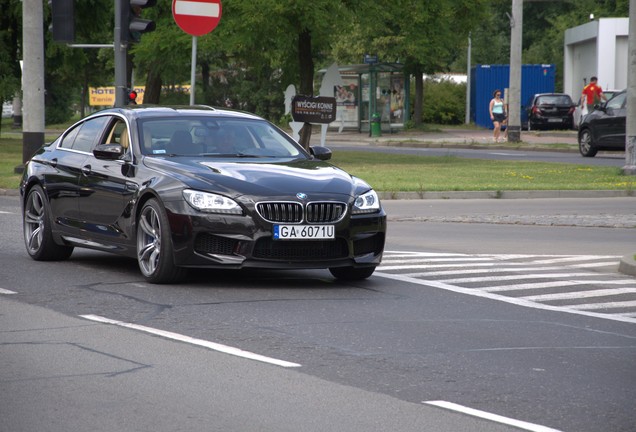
[164,200,386,270]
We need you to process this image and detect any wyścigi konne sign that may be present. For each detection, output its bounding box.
[291,95,337,124]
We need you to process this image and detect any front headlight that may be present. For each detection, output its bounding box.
[352,190,380,214]
[183,189,243,214]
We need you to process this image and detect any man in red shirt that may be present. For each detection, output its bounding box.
[580,76,607,112]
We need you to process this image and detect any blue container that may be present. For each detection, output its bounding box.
[471,64,556,129]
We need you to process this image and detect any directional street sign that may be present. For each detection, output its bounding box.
[172,0,222,36]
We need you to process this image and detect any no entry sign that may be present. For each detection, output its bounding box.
[172,0,222,36]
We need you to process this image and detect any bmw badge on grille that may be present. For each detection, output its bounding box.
[296,192,308,200]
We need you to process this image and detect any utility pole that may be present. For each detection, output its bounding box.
[624,0,636,175]
[507,0,523,143]
[465,33,471,125]
[20,0,46,168]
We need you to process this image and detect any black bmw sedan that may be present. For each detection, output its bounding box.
[578,90,626,157]
[20,106,386,283]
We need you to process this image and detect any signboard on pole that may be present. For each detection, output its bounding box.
[172,0,222,36]
[291,96,337,124]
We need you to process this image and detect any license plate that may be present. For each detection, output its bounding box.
[273,225,335,240]
[548,118,562,122]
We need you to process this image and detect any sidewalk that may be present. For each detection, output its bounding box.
[324,127,579,149]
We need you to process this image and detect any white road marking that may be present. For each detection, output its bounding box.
[174,0,220,17]
[522,288,636,301]
[568,300,636,310]
[373,272,636,324]
[80,314,301,368]
[0,288,17,295]
[440,273,600,283]
[400,263,619,277]
[482,280,634,293]
[424,400,562,432]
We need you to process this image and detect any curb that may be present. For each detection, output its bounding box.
[618,255,636,277]
[377,190,634,200]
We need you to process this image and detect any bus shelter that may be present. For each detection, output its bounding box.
[324,63,409,134]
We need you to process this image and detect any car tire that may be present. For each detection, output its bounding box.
[137,198,188,284]
[578,129,598,157]
[329,266,376,281]
[23,185,74,261]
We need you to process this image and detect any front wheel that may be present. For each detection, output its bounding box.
[137,199,187,284]
[578,129,598,157]
[329,266,376,281]
[23,185,74,261]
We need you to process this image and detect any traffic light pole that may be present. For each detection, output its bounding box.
[114,0,128,107]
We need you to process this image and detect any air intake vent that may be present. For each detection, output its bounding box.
[257,201,347,224]
[257,202,303,223]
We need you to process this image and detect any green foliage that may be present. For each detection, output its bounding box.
[420,79,466,125]
[2,0,629,127]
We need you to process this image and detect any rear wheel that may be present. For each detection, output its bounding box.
[23,185,74,261]
[578,129,598,157]
[137,199,187,284]
[329,266,376,281]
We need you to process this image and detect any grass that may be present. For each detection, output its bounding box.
[1,134,634,193]
[329,151,634,193]
[0,138,24,189]
[0,114,632,193]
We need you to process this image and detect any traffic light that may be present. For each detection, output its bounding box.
[49,0,75,43]
[128,90,138,105]
[120,0,156,44]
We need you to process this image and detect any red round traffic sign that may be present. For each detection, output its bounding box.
[172,0,222,36]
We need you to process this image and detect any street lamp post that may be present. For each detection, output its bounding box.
[507,0,523,143]
[624,0,636,175]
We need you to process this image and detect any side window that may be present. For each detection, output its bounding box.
[71,116,110,153]
[59,124,81,149]
[606,93,626,110]
[105,120,130,148]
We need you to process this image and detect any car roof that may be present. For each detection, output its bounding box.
[533,93,571,97]
[91,105,263,122]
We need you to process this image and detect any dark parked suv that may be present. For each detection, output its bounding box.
[523,93,576,130]
[578,90,626,157]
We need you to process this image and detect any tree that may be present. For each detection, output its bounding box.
[332,0,490,126]
[0,0,23,131]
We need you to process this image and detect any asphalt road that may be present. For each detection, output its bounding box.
[1,195,635,432]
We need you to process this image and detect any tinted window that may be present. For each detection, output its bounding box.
[536,95,572,105]
[71,116,110,153]
[138,116,304,158]
[606,92,626,110]
[59,124,81,149]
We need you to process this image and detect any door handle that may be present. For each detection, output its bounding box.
[50,158,58,168]
[81,164,92,176]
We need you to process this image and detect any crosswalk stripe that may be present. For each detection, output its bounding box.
[522,288,636,301]
[374,271,636,324]
[439,273,601,283]
[377,251,636,323]
[483,280,634,293]
[399,263,620,277]
[568,300,636,310]
[379,260,620,271]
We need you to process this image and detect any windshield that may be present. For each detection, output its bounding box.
[536,95,572,105]
[138,116,304,158]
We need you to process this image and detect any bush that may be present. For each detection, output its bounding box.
[422,78,466,125]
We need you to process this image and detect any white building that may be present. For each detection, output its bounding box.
[564,17,629,99]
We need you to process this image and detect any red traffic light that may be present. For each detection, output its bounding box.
[128,90,138,104]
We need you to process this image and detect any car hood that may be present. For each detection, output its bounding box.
[143,156,366,199]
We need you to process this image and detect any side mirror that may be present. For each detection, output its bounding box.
[309,146,332,161]
[93,143,125,160]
